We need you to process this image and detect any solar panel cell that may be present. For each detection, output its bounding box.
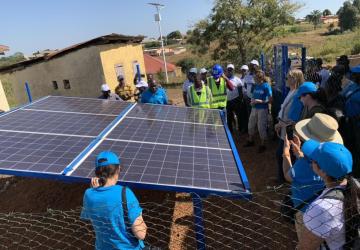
[25,96,130,115]
[0,131,92,174]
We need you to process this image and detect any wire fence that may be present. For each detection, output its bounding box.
[0,183,358,249]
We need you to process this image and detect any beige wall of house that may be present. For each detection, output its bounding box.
[99,43,147,95]
[0,80,10,111]
[0,46,104,107]
[0,42,146,108]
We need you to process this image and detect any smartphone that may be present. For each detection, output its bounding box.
[286,125,294,140]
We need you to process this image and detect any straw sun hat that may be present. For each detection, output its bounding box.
[295,113,343,144]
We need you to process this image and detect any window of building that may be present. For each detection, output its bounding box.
[52,81,58,90]
[63,80,71,89]
[114,64,125,80]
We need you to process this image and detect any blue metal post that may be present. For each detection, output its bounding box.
[274,46,278,88]
[260,52,265,72]
[192,193,206,250]
[136,64,141,82]
[281,45,289,99]
[301,47,307,74]
[25,82,32,103]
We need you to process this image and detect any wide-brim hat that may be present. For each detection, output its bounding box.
[295,113,343,144]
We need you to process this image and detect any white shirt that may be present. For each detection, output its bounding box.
[319,68,330,88]
[278,89,296,139]
[182,80,194,93]
[303,187,345,249]
[227,75,243,101]
[243,73,255,98]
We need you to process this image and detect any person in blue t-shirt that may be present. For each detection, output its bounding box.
[244,70,272,153]
[81,151,147,250]
[282,113,343,242]
[141,80,168,105]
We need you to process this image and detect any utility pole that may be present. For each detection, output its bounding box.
[148,2,169,83]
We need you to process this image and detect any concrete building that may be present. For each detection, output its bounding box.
[321,15,339,24]
[0,34,145,110]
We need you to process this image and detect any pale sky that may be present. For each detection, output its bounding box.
[0,0,347,56]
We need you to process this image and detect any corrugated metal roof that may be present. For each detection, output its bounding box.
[0,34,144,73]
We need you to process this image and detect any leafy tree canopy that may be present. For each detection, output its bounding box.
[187,0,301,65]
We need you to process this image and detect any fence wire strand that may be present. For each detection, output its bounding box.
[0,183,358,249]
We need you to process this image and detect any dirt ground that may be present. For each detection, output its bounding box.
[0,88,296,249]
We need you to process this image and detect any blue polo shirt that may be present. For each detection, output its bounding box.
[141,87,168,105]
[289,158,324,212]
[81,185,144,250]
[342,82,360,118]
[252,82,272,109]
[288,90,304,122]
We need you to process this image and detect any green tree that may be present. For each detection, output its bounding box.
[338,1,360,31]
[166,30,182,40]
[354,0,360,11]
[323,9,332,16]
[187,0,300,65]
[0,52,26,68]
[307,10,322,29]
[176,58,195,73]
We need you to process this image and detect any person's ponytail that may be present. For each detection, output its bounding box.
[95,164,120,187]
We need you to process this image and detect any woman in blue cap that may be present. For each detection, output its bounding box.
[297,82,327,120]
[297,140,355,249]
[81,151,147,250]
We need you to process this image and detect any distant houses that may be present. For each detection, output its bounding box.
[0,45,9,55]
[0,34,146,109]
[143,53,182,79]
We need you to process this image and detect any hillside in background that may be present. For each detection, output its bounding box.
[164,23,360,71]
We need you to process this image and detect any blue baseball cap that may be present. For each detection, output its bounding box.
[296,82,317,98]
[351,65,360,73]
[302,139,352,179]
[95,151,120,168]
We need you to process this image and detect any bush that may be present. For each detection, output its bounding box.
[176,58,195,73]
[351,43,360,55]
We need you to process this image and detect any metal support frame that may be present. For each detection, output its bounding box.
[274,43,306,99]
[192,193,206,250]
[25,82,32,103]
[301,47,307,74]
[136,64,141,82]
[281,45,289,98]
[260,52,265,72]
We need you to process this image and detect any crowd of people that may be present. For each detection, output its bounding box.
[86,55,360,249]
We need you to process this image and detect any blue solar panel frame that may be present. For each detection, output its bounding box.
[0,97,251,198]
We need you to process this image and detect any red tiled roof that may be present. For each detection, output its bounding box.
[0,45,9,54]
[143,53,177,74]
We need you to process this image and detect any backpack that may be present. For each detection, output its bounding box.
[319,178,360,250]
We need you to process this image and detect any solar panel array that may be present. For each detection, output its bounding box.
[0,96,248,195]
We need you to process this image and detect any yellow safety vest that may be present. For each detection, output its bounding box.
[208,77,227,109]
[189,85,210,109]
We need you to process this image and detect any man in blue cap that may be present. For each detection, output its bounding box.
[298,140,352,250]
[81,151,147,250]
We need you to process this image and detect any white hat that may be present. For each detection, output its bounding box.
[135,80,148,88]
[199,68,208,74]
[189,68,198,74]
[227,64,235,69]
[101,84,110,92]
[241,65,249,71]
[250,60,259,66]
